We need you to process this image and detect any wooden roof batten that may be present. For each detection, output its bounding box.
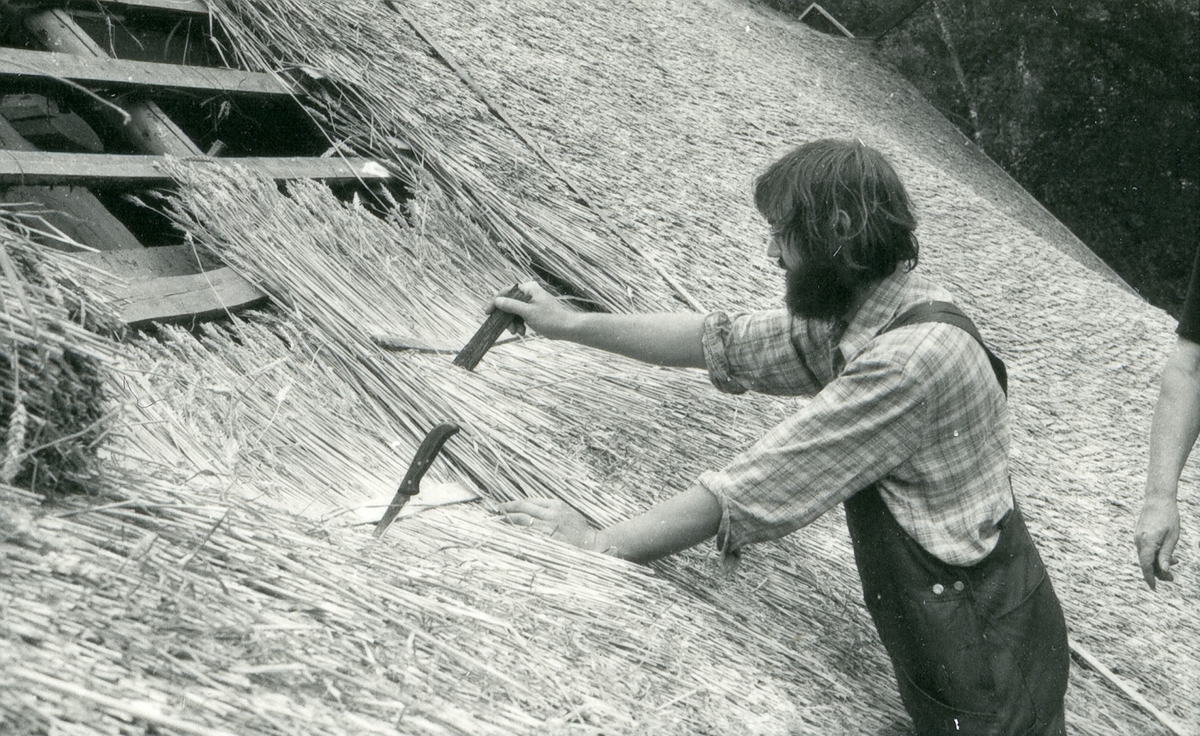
[0,2,398,326]
[0,47,304,98]
[0,150,393,187]
[2,0,209,14]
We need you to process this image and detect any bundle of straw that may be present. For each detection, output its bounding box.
[205,0,686,316]
[0,211,122,494]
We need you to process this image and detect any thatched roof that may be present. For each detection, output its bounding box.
[2,0,1196,734]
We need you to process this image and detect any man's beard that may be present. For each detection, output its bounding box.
[785,260,857,320]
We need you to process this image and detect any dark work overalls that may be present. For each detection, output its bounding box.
[844,303,1069,735]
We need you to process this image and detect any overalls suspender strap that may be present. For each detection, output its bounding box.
[844,301,1068,735]
[884,300,1008,396]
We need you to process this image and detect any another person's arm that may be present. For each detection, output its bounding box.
[492,281,707,368]
[1136,336,1200,589]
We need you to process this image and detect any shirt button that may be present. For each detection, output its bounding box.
[932,583,945,595]
[954,581,965,592]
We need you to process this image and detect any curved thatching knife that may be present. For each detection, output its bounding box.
[374,423,461,537]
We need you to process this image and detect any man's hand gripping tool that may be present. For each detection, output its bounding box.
[374,422,461,537]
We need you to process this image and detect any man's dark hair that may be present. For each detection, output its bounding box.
[754,139,919,283]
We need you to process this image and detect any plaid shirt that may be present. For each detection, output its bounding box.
[698,268,1012,566]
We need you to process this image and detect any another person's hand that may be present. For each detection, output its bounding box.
[498,497,601,551]
[1134,496,1180,589]
[491,281,578,340]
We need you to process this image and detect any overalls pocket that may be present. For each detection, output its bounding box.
[902,580,999,718]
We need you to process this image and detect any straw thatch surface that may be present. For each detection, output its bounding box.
[2,0,1197,734]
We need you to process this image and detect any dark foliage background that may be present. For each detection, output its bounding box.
[765,0,1199,316]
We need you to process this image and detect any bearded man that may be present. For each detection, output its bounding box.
[494,139,1070,734]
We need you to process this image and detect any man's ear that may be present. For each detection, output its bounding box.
[832,209,852,238]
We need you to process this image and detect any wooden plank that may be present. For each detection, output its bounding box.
[73,244,215,278]
[7,0,209,14]
[0,46,298,97]
[0,150,392,186]
[73,245,270,324]
[117,266,267,325]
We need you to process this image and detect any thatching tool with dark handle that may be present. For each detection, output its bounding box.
[453,284,531,371]
[374,422,460,537]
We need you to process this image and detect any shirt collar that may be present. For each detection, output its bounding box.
[835,267,913,369]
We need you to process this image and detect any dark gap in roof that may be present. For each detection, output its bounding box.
[529,261,607,314]
[91,187,183,248]
[0,88,411,242]
[154,94,330,157]
[0,89,102,153]
[327,179,413,222]
[128,306,271,341]
[1,2,414,332]
[278,175,413,223]
[1,7,330,158]
[0,14,41,50]
[1,82,105,153]
[0,82,331,158]
[70,9,234,68]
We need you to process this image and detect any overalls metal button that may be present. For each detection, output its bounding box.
[932,583,945,595]
[954,581,965,592]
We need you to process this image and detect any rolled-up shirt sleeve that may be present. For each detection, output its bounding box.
[702,310,823,396]
[697,351,929,556]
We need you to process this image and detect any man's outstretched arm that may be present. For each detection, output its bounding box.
[500,486,723,564]
[492,281,708,368]
[1136,335,1200,589]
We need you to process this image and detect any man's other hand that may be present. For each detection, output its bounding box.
[1134,496,1180,589]
[498,497,601,551]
